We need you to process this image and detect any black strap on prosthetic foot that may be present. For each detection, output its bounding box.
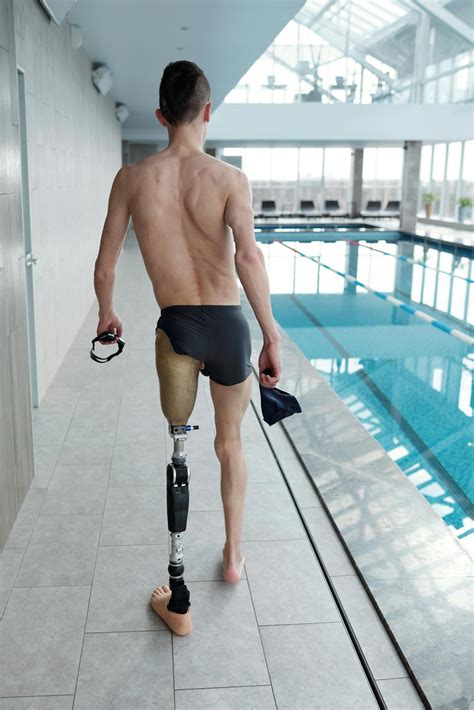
[167,579,191,614]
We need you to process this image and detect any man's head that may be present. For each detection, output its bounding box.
[157,60,211,129]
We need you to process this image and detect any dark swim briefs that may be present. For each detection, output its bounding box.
[155,305,252,386]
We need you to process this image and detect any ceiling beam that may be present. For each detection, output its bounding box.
[364,11,418,49]
[303,0,337,29]
[309,23,396,87]
[410,0,474,44]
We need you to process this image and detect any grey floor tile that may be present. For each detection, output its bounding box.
[376,677,425,709]
[115,409,164,444]
[61,425,117,448]
[245,539,340,625]
[3,489,47,549]
[240,439,285,484]
[0,697,73,709]
[321,479,474,581]
[31,410,73,445]
[188,469,222,512]
[101,487,168,545]
[74,631,173,710]
[112,441,167,469]
[57,439,115,466]
[17,487,47,520]
[175,685,276,709]
[302,507,357,576]
[86,544,170,632]
[109,460,163,487]
[40,484,107,516]
[261,623,378,709]
[369,576,474,709]
[173,580,269,690]
[182,511,244,582]
[2,519,34,549]
[49,464,110,487]
[30,443,62,486]
[104,484,163,511]
[242,482,307,541]
[0,587,90,696]
[120,386,161,409]
[0,549,24,617]
[14,541,97,587]
[72,397,122,423]
[241,417,268,443]
[29,514,102,545]
[332,575,408,681]
[15,515,101,587]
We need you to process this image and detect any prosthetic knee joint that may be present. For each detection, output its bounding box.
[166,422,199,614]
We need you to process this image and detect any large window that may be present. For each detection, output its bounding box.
[222,146,403,214]
[224,9,474,106]
[362,148,403,209]
[418,140,474,223]
[222,146,356,212]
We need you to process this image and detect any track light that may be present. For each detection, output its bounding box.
[91,64,113,96]
[115,103,130,123]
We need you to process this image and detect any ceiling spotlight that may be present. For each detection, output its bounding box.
[176,46,184,51]
[91,64,113,95]
[180,26,189,30]
[115,103,130,123]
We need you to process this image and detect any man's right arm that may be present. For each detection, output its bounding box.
[224,170,281,387]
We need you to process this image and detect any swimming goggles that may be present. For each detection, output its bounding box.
[90,330,125,363]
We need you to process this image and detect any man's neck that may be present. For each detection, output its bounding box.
[166,126,205,153]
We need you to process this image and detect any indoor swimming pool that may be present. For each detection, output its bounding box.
[258,228,474,548]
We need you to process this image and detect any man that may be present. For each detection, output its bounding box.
[93,60,281,635]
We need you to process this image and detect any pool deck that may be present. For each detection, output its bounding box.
[0,233,469,709]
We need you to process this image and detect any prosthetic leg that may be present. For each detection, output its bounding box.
[155,328,203,619]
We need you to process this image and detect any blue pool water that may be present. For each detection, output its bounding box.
[265,234,474,546]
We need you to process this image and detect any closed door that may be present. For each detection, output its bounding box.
[17,67,38,408]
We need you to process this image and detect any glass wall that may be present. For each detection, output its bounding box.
[222,146,403,213]
[362,148,403,208]
[224,9,474,106]
[410,245,474,326]
[418,139,474,222]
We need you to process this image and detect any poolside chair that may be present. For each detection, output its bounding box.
[323,199,348,217]
[384,200,400,213]
[324,200,341,212]
[261,200,277,213]
[365,200,382,211]
[299,200,318,216]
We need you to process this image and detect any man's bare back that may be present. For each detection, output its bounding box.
[127,146,241,308]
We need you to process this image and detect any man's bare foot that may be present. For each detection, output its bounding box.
[222,543,246,583]
[150,585,193,636]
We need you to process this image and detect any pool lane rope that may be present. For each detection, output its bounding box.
[278,241,474,347]
[348,239,474,284]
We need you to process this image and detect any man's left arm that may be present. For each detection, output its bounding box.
[94,166,130,339]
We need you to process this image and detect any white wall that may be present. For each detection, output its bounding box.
[14,0,122,402]
[123,101,473,144]
[209,103,474,144]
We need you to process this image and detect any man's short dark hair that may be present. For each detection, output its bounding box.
[159,60,211,127]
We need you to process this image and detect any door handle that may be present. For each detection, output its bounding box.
[25,252,38,267]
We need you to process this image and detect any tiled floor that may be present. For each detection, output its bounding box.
[0,235,425,709]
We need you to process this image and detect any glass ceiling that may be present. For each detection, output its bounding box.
[224,0,474,104]
[298,0,410,46]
